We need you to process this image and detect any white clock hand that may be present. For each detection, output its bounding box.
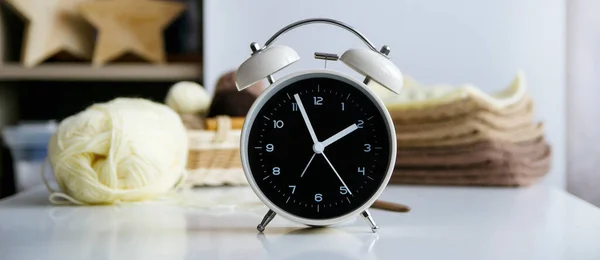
[300,153,316,178]
[321,152,353,196]
[294,94,319,144]
[321,124,358,148]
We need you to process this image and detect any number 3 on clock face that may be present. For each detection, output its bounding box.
[241,69,396,226]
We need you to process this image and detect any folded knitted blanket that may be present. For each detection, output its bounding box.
[371,71,551,187]
[389,173,545,187]
[391,140,551,186]
[396,137,550,167]
[373,70,528,117]
[397,121,545,147]
[379,72,542,147]
[393,97,534,131]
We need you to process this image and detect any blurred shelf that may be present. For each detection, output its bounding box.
[0,63,203,82]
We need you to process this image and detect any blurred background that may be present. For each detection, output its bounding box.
[0,0,597,207]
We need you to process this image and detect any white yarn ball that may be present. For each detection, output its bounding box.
[165,81,211,114]
[47,98,189,204]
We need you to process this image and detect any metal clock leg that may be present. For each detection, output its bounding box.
[257,209,277,232]
[360,210,380,233]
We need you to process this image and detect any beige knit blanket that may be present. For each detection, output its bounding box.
[392,97,544,147]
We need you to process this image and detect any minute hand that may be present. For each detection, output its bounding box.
[294,94,319,144]
[321,124,358,148]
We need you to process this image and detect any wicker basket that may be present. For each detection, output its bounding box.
[184,116,247,186]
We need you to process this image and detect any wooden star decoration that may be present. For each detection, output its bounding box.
[4,0,95,67]
[79,0,186,66]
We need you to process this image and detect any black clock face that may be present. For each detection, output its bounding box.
[246,74,393,220]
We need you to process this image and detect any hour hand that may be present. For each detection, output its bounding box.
[294,94,319,144]
[321,124,358,148]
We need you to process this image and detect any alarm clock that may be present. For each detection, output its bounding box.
[235,18,403,233]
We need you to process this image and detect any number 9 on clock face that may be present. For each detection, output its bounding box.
[240,70,396,225]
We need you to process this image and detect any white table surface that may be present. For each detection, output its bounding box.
[1,184,599,260]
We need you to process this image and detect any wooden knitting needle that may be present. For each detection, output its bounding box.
[371,200,411,213]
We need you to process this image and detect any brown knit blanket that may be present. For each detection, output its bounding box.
[391,138,551,187]
[396,137,550,167]
[389,173,544,187]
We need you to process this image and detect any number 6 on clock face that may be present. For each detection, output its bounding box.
[241,69,397,226]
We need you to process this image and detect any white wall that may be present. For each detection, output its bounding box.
[566,0,600,206]
[204,0,566,188]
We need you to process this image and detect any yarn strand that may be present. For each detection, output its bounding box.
[41,157,86,205]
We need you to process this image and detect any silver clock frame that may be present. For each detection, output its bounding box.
[240,69,397,232]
